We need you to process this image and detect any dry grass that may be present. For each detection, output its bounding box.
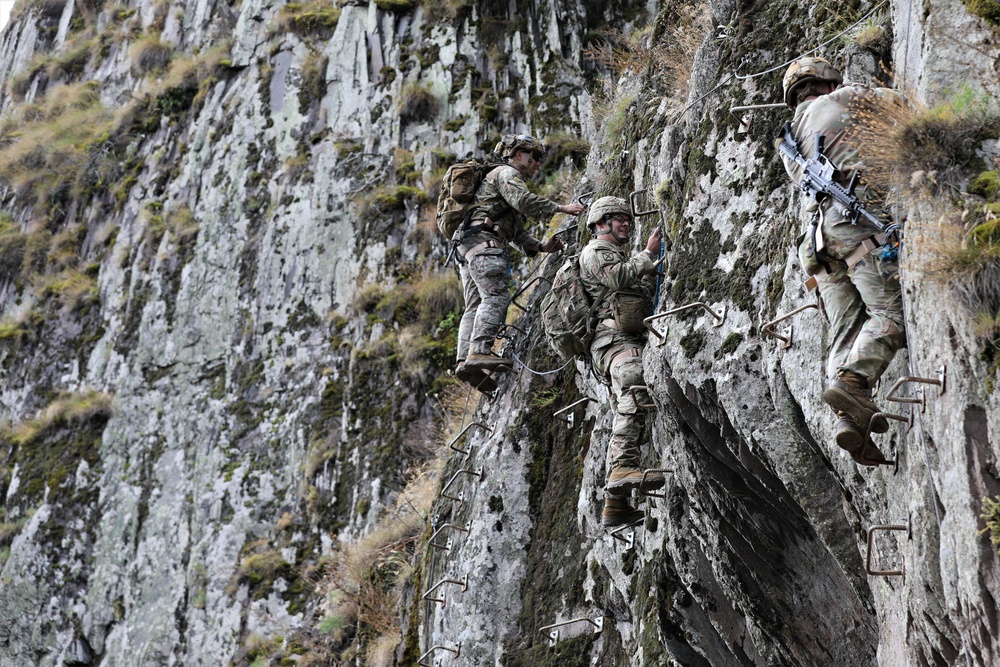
[5,390,113,446]
[586,2,711,110]
[398,83,440,124]
[129,34,174,75]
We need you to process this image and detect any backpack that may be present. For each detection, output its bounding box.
[540,255,605,361]
[435,159,502,240]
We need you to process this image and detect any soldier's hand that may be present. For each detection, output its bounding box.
[560,202,586,216]
[646,226,662,256]
[540,236,565,253]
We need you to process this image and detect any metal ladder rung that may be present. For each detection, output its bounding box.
[417,643,461,666]
[644,302,727,346]
[761,301,819,349]
[539,616,604,647]
[865,520,910,580]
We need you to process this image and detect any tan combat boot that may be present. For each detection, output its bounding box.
[455,362,497,393]
[822,370,889,433]
[464,352,514,371]
[601,497,644,528]
[606,466,666,497]
[834,412,888,465]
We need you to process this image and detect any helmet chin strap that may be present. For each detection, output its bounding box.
[600,219,629,244]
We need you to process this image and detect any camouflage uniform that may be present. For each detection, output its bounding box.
[456,165,560,360]
[579,239,658,472]
[779,84,907,386]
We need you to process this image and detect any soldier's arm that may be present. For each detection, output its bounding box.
[494,169,560,221]
[590,250,657,293]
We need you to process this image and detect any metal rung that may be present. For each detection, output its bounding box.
[554,397,594,427]
[417,643,461,666]
[884,366,946,412]
[447,422,491,457]
[422,575,469,607]
[440,467,484,503]
[729,102,785,132]
[633,468,673,499]
[644,302,727,345]
[539,616,604,647]
[865,520,910,580]
[627,386,656,410]
[511,275,552,313]
[429,523,470,551]
[609,522,639,549]
[629,189,659,217]
[761,301,819,349]
[859,411,910,472]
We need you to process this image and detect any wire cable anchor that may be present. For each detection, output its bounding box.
[539,616,604,647]
[644,302,727,345]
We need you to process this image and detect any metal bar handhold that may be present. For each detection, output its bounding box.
[440,467,484,503]
[859,412,910,471]
[644,302,728,346]
[627,387,656,410]
[510,275,552,313]
[635,468,673,499]
[761,302,819,349]
[422,574,469,607]
[553,397,594,427]
[865,521,910,579]
[629,189,660,217]
[539,616,604,647]
[884,366,946,412]
[417,643,462,666]
[729,102,786,132]
[609,523,638,549]
[447,422,491,457]
[429,523,470,551]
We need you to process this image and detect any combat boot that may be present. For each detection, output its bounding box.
[464,352,514,371]
[601,497,644,528]
[834,412,863,454]
[822,370,889,434]
[455,362,497,393]
[606,466,665,497]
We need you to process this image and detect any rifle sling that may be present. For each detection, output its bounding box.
[804,233,887,292]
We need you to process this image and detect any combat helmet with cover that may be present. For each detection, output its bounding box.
[494,134,546,160]
[782,57,843,108]
[587,196,631,231]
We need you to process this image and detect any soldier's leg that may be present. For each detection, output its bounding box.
[801,244,867,382]
[841,254,906,385]
[468,249,512,355]
[456,263,480,362]
[606,344,646,471]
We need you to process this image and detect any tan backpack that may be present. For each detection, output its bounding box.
[435,160,502,240]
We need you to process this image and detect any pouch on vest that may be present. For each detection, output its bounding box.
[611,292,647,334]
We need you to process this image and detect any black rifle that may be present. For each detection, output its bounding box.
[777,121,886,230]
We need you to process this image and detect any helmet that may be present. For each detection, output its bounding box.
[495,134,546,160]
[782,57,843,108]
[587,196,631,230]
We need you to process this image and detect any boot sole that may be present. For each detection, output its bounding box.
[822,386,889,433]
[851,443,889,467]
[464,359,514,371]
[835,426,863,454]
[606,476,666,498]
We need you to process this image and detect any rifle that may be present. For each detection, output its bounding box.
[777,122,885,230]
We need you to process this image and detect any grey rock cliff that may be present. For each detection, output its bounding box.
[0,0,996,666]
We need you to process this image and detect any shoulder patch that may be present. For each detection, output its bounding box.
[601,251,617,263]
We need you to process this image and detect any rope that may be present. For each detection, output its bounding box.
[734,0,889,80]
[511,349,573,376]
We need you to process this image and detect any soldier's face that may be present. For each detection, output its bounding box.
[513,150,542,178]
[609,214,632,238]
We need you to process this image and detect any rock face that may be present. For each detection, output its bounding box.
[0,0,997,666]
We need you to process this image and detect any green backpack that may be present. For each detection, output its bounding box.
[540,255,605,361]
[435,159,502,240]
